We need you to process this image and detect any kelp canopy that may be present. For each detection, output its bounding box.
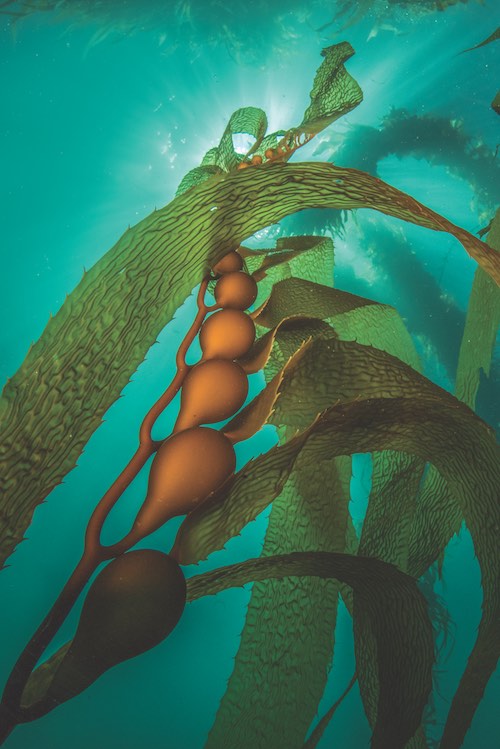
[1,36,499,749]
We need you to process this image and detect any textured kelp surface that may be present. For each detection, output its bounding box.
[1,36,499,749]
[2,47,498,571]
[175,325,499,747]
[195,551,434,749]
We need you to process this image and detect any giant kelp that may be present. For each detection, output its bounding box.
[1,40,499,749]
[3,42,498,571]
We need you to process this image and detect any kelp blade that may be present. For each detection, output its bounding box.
[189,551,433,749]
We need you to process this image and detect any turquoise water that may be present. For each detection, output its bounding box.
[0,2,499,747]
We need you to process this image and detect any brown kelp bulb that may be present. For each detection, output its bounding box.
[214,271,258,311]
[200,309,255,360]
[174,359,248,432]
[212,251,244,275]
[133,427,236,537]
[46,550,186,705]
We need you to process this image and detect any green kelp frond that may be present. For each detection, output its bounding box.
[461,26,500,53]
[248,275,427,745]
[242,235,335,307]
[299,42,363,134]
[302,673,358,749]
[206,444,351,749]
[177,41,362,196]
[194,551,433,749]
[408,211,500,581]
[176,107,268,195]
[173,334,500,749]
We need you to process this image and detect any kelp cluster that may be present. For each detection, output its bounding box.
[283,108,500,418]
[0,41,499,749]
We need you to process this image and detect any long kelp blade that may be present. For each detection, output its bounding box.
[297,279,427,745]
[409,210,500,578]
[302,673,358,749]
[205,448,350,749]
[1,162,497,569]
[190,551,433,749]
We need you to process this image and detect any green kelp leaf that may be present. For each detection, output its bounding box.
[404,213,500,748]
[254,279,426,745]
[408,211,500,579]
[302,673,358,749]
[254,276,375,328]
[196,551,433,749]
[461,26,500,53]
[355,448,426,746]
[206,448,351,749]
[245,236,335,309]
[242,235,334,302]
[299,42,363,135]
[175,107,267,195]
[211,106,268,171]
[493,91,500,115]
[312,398,500,749]
[455,214,500,409]
[2,162,497,570]
[175,164,223,196]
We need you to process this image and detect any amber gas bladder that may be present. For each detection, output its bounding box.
[212,250,244,275]
[44,550,186,706]
[199,309,255,360]
[214,271,258,310]
[132,427,236,537]
[173,359,248,432]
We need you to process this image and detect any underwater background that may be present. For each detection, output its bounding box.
[0,1,499,748]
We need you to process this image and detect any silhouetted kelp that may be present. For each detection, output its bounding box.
[0,42,499,749]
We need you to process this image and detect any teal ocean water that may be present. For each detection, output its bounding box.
[1,2,499,748]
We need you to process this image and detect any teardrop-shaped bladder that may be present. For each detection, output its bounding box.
[214,272,258,310]
[174,359,248,432]
[200,309,255,360]
[45,550,186,705]
[133,426,236,538]
[212,251,243,275]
